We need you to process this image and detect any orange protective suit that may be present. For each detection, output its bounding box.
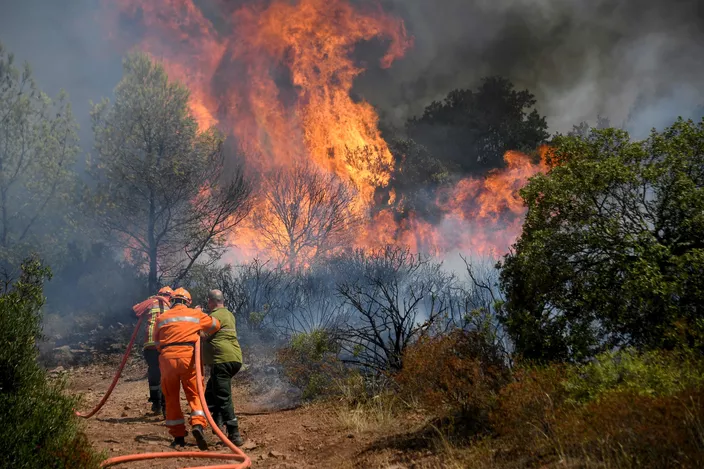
[132,295,171,349]
[133,294,172,411]
[154,303,221,437]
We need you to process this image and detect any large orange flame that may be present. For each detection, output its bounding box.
[105,0,546,264]
[359,149,548,257]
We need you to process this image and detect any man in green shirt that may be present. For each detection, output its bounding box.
[202,289,245,446]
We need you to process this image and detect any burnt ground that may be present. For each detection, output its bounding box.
[63,354,447,469]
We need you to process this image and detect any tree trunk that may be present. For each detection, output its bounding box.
[289,242,296,272]
[1,188,7,248]
[0,154,7,248]
[148,188,157,293]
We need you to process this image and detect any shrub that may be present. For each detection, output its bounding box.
[277,329,346,400]
[397,329,511,436]
[490,364,569,443]
[0,259,103,469]
[565,348,704,404]
[555,388,704,468]
[488,350,704,468]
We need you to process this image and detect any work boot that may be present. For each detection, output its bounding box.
[148,389,159,413]
[211,412,224,435]
[192,424,209,451]
[226,418,244,447]
[170,436,186,448]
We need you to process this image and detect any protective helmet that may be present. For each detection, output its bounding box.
[158,286,174,298]
[172,287,192,305]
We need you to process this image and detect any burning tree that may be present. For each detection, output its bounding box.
[336,246,455,372]
[89,52,253,292]
[407,76,549,174]
[253,162,358,270]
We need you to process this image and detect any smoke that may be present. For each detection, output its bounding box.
[0,0,121,159]
[2,0,702,144]
[359,0,704,137]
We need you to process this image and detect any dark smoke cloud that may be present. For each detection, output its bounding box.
[1,0,703,143]
[361,0,704,137]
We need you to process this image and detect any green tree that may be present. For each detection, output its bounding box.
[0,43,80,278]
[499,119,704,362]
[407,76,549,174]
[0,258,102,468]
[90,53,253,292]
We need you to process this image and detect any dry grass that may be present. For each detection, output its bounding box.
[335,393,400,434]
[303,345,704,469]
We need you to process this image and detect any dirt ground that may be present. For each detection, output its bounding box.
[67,356,443,469]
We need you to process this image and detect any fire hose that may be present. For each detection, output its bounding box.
[75,317,251,468]
[75,315,146,419]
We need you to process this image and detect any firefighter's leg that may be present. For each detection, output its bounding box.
[160,356,186,439]
[205,368,223,432]
[181,355,209,450]
[216,362,244,446]
[216,361,241,425]
[144,348,162,412]
[181,355,208,428]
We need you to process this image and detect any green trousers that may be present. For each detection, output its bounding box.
[204,361,242,426]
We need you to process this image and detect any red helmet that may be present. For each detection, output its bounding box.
[172,287,192,305]
[158,286,174,298]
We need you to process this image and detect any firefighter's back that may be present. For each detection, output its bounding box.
[157,303,219,358]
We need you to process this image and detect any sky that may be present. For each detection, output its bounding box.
[1,0,703,149]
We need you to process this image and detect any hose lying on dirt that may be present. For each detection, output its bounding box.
[75,315,146,419]
[75,318,251,468]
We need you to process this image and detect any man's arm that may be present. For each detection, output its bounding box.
[198,310,221,339]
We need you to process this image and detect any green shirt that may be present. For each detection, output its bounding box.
[202,307,243,365]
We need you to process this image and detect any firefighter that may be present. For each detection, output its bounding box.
[202,289,245,446]
[132,286,173,415]
[155,287,221,450]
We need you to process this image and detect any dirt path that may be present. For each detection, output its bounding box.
[67,358,432,469]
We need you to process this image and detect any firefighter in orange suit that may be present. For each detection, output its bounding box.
[132,286,173,415]
[155,287,221,450]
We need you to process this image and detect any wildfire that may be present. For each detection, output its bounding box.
[106,0,547,264]
[360,149,548,257]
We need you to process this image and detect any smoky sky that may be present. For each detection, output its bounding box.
[1,0,703,148]
[366,0,704,137]
[0,0,122,156]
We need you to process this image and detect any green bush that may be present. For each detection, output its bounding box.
[0,259,103,468]
[565,348,704,403]
[492,373,704,468]
[487,350,704,468]
[276,329,346,400]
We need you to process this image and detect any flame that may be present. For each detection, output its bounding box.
[105,0,547,265]
[359,150,548,257]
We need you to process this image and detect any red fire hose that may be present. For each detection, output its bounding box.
[76,315,146,419]
[75,318,251,468]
